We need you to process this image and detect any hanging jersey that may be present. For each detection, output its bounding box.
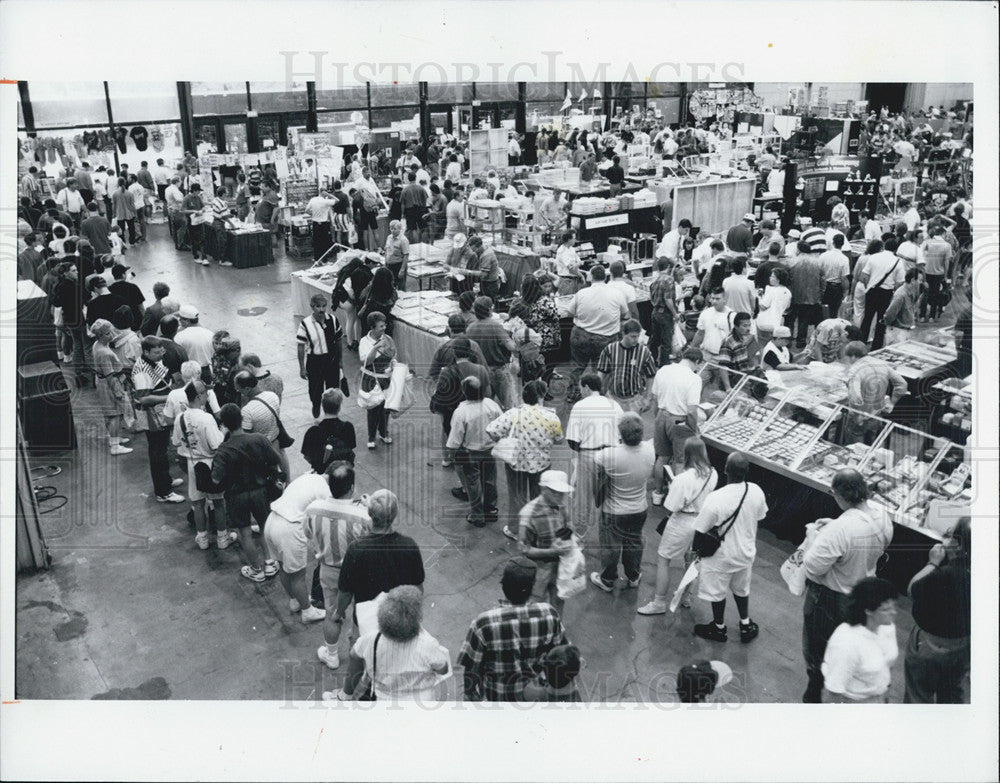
[130,125,149,152]
[114,127,128,153]
[150,128,164,152]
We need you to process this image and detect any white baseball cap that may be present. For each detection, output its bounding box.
[539,470,573,493]
[743,213,756,222]
[178,304,199,319]
[772,325,792,339]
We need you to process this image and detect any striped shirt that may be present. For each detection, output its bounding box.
[296,313,342,356]
[303,497,371,567]
[458,599,568,702]
[241,391,281,442]
[800,227,828,253]
[131,356,171,432]
[596,340,657,399]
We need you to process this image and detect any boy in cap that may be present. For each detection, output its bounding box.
[676,660,733,703]
[108,263,145,330]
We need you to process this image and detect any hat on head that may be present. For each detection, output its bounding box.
[743,213,756,223]
[472,296,493,319]
[787,228,801,239]
[86,274,108,292]
[772,325,792,339]
[676,660,733,701]
[452,233,467,248]
[539,470,573,493]
[111,263,130,278]
[178,304,199,320]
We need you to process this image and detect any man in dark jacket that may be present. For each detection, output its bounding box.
[209,403,285,582]
[52,262,93,386]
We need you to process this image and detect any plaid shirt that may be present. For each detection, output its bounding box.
[718,333,754,373]
[596,340,658,399]
[648,273,676,312]
[457,599,568,701]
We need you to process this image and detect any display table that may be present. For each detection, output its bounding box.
[569,205,661,253]
[205,223,274,268]
[870,337,956,382]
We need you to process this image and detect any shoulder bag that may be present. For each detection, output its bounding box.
[255,397,295,449]
[656,469,715,535]
[691,482,749,559]
[356,632,381,702]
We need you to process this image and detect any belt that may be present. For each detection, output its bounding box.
[578,445,608,451]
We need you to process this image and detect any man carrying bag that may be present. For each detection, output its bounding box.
[690,452,769,644]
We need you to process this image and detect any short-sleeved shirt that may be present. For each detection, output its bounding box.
[297,313,343,357]
[303,497,371,568]
[722,275,757,315]
[567,282,630,337]
[819,249,850,283]
[696,307,735,355]
[485,405,562,474]
[651,362,701,416]
[172,407,224,460]
[174,325,215,367]
[565,394,623,449]
[596,340,657,399]
[595,441,656,514]
[822,622,898,701]
[518,495,569,562]
[446,399,504,452]
[338,531,425,603]
[718,333,754,373]
[694,482,768,570]
[352,628,450,701]
[241,391,282,442]
[664,467,718,519]
[269,473,331,523]
[384,235,410,268]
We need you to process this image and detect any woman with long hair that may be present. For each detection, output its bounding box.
[521,273,562,361]
[637,437,718,615]
[358,266,399,336]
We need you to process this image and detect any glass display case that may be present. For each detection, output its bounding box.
[700,366,969,539]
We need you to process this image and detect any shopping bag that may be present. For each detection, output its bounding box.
[780,521,822,596]
[384,363,414,416]
[357,383,385,409]
[491,436,519,467]
[356,592,388,638]
[669,560,700,612]
[671,322,688,354]
[556,536,587,599]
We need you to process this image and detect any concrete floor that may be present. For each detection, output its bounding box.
[16,220,915,703]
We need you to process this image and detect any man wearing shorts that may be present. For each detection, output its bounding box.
[692,452,768,644]
[303,463,371,669]
[264,472,332,625]
[210,403,285,583]
[650,347,703,504]
[170,381,234,550]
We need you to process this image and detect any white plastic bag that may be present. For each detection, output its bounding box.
[384,363,414,417]
[780,521,822,596]
[671,322,687,354]
[556,536,586,599]
[669,560,700,612]
[491,436,519,467]
[357,382,385,409]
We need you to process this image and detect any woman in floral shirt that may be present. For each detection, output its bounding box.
[486,379,563,536]
[521,273,562,356]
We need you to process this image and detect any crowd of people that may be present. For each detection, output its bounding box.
[14,101,973,704]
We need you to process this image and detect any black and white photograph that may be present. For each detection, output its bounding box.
[1,2,997,781]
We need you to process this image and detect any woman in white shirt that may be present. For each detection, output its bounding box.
[638,437,718,615]
[552,230,584,295]
[754,267,792,345]
[822,577,899,703]
[332,586,451,702]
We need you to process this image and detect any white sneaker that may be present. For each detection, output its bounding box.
[194,532,210,550]
[367,441,376,449]
[118,437,130,444]
[156,492,185,503]
[626,573,642,589]
[171,477,185,488]
[317,645,340,670]
[109,444,133,455]
[637,600,667,615]
[219,260,234,267]
[289,598,301,613]
[301,606,326,624]
[198,258,210,266]
[216,530,237,550]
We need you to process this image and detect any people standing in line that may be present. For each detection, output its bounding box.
[234,370,290,480]
[565,372,624,539]
[79,202,112,257]
[127,175,148,243]
[446,377,503,528]
[358,312,397,449]
[303,463,371,670]
[904,517,971,703]
[174,305,215,385]
[800,468,894,702]
[595,319,657,413]
[300,389,357,473]
[155,314,187,383]
[51,263,92,387]
[458,556,569,702]
[208,403,284,583]
[297,294,344,420]
[90,319,134,456]
[487,380,562,533]
[263,471,333,624]
[182,183,207,261]
[132,336,185,504]
[691,452,768,644]
[638,437,718,615]
[820,577,899,703]
[210,335,243,408]
[589,413,656,594]
[171,380,235,550]
[566,265,630,403]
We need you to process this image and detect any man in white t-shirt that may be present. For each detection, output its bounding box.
[692,290,735,386]
[650,347,704,502]
[607,261,640,320]
[692,452,769,644]
[174,305,215,383]
[901,200,922,233]
[56,179,86,230]
[721,257,757,316]
[566,265,630,401]
[565,372,624,539]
